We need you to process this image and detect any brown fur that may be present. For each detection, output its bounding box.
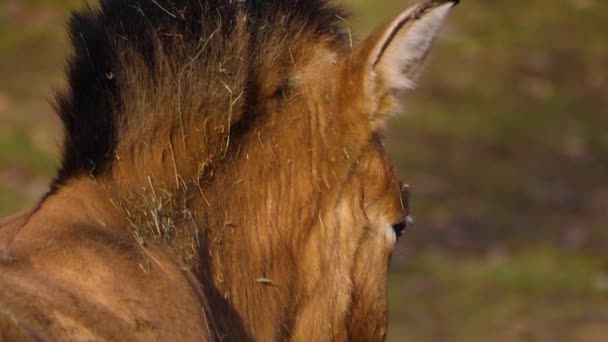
[0,0,458,340]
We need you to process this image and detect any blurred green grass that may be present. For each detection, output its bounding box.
[0,184,29,216]
[388,248,608,341]
[0,129,57,175]
[1,0,607,340]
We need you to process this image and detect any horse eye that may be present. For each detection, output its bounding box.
[392,216,414,239]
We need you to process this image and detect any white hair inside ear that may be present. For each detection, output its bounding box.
[356,0,457,122]
[372,2,454,93]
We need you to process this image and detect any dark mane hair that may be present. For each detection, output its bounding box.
[53,0,348,188]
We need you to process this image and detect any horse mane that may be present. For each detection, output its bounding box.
[53,0,349,188]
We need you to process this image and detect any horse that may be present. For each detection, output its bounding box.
[0,0,458,340]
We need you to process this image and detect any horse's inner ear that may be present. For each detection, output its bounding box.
[352,0,457,125]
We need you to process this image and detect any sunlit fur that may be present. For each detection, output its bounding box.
[0,0,456,340]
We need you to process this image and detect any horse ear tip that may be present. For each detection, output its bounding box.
[441,0,460,6]
[429,0,460,9]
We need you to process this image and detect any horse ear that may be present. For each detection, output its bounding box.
[350,0,458,126]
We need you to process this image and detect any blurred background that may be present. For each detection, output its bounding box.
[1,0,607,340]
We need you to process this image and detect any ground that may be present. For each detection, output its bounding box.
[1,0,607,340]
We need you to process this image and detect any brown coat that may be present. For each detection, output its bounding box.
[0,0,458,340]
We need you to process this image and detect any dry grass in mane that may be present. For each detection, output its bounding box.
[0,0,459,339]
[51,0,352,256]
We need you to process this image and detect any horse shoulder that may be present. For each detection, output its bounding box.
[0,180,214,340]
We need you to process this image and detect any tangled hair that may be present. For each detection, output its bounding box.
[53,0,348,188]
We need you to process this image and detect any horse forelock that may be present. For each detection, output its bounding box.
[53,0,350,188]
